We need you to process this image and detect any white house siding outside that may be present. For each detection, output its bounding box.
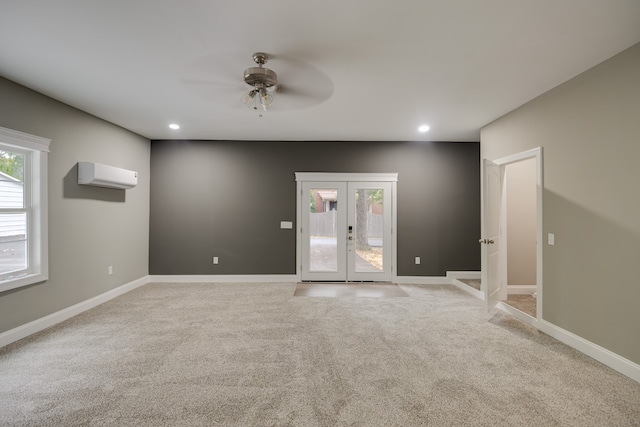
[0,171,25,238]
[0,170,26,275]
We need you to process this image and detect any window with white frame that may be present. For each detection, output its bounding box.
[0,126,50,292]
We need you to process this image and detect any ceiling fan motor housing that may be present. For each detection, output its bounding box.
[244,66,277,88]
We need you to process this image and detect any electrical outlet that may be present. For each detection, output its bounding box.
[108,266,113,275]
[213,257,219,265]
[415,257,421,265]
[548,233,555,246]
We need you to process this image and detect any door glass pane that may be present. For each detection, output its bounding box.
[309,188,338,272]
[354,188,383,272]
[0,213,27,274]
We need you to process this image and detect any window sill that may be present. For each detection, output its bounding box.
[0,272,48,293]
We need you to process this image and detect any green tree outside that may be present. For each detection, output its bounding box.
[0,150,24,181]
[309,191,316,213]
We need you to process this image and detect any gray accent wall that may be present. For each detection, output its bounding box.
[0,77,150,334]
[150,140,480,276]
[481,43,640,364]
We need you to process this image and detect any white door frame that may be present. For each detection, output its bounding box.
[295,172,398,282]
[481,147,543,324]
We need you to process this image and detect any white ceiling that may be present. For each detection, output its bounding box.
[1,1,639,142]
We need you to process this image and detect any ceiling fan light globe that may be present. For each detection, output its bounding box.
[242,90,257,106]
[260,93,273,110]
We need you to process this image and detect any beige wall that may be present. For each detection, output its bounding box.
[505,158,537,286]
[482,43,640,364]
[0,77,150,333]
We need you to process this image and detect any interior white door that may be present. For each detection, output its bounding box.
[482,159,502,311]
[300,180,392,282]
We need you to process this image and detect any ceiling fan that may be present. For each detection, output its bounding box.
[241,52,277,111]
[180,51,334,112]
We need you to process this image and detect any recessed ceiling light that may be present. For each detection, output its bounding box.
[418,125,430,133]
[169,123,180,130]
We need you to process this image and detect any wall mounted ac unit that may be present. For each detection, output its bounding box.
[77,162,138,190]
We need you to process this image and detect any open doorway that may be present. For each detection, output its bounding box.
[481,147,542,327]
[502,158,537,317]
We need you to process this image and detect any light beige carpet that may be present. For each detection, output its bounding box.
[1,282,639,426]
[294,282,409,297]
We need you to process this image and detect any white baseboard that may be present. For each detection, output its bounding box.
[395,273,482,298]
[539,320,640,383]
[0,275,150,349]
[507,285,536,294]
[497,301,537,327]
[446,272,483,300]
[452,279,484,300]
[148,275,298,283]
[394,276,449,285]
[446,271,481,280]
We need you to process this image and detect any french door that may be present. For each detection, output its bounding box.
[296,173,396,282]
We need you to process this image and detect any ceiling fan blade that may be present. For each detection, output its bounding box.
[269,65,333,111]
[180,51,248,90]
[271,83,333,110]
[181,77,235,87]
[180,51,249,103]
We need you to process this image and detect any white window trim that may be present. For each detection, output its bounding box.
[0,126,50,292]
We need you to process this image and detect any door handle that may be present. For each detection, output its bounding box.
[478,239,495,244]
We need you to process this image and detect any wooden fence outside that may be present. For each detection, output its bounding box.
[310,211,382,238]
